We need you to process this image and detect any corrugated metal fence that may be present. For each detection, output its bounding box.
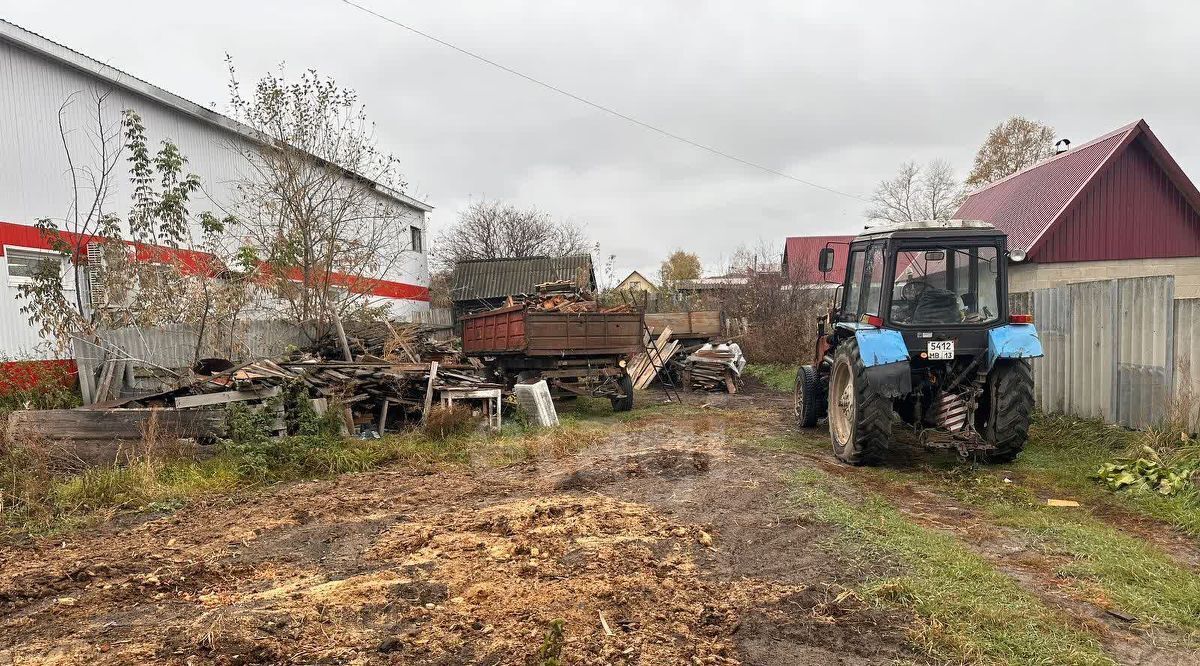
[73,321,311,404]
[1014,275,1199,429]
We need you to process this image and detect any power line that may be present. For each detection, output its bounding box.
[337,0,868,202]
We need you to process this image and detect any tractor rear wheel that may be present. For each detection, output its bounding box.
[981,359,1034,463]
[794,365,824,428]
[828,339,891,465]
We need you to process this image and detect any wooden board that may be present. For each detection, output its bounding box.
[645,311,721,339]
[6,407,229,442]
[174,386,280,409]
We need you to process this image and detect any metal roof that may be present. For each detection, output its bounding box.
[0,19,432,214]
[783,235,854,281]
[450,255,596,302]
[955,119,1200,262]
[954,123,1135,253]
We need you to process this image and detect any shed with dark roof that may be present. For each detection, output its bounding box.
[954,119,1200,297]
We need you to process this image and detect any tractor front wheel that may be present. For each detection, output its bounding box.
[828,339,891,465]
[980,359,1034,463]
[794,365,824,428]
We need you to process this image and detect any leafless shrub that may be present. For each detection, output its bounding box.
[432,200,591,272]
[423,405,477,440]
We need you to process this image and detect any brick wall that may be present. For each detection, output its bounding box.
[1010,257,1200,298]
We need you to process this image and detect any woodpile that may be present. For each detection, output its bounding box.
[503,280,633,314]
[682,343,747,393]
[626,327,682,389]
[313,320,460,364]
[11,325,500,445]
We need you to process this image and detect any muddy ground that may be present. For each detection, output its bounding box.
[0,387,1196,664]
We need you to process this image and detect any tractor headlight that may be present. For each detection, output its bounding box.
[1008,248,1027,263]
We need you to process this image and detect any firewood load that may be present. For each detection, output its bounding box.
[498,280,633,314]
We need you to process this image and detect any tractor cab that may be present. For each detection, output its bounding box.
[797,220,1043,465]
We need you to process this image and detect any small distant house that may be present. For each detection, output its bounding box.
[615,270,656,293]
[955,119,1200,297]
[782,235,855,283]
[449,254,596,322]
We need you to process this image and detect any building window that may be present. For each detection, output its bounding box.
[410,226,424,253]
[6,249,67,287]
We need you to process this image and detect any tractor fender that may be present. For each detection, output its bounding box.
[987,324,1044,368]
[853,328,912,398]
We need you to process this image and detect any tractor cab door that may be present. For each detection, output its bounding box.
[838,243,886,324]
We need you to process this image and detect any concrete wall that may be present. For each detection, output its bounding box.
[1010,257,1200,298]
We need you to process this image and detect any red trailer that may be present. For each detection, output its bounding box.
[460,306,644,410]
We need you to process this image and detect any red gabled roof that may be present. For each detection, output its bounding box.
[954,120,1200,261]
[783,235,854,282]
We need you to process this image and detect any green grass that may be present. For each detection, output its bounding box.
[1014,414,1200,536]
[0,412,609,538]
[742,363,797,392]
[788,468,1113,665]
[893,464,1200,637]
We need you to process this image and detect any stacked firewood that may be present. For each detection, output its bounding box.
[683,343,747,393]
[502,280,631,314]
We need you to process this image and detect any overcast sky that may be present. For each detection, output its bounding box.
[3,1,1197,281]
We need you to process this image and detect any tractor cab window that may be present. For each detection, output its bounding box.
[842,249,865,319]
[863,245,886,316]
[890,245,1001,325]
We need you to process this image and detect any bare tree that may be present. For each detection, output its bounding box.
[965,116,1056,187]
[18,91,237,358]
[867,160,964,223]
[432,200,590,271]
[224,59,413,331]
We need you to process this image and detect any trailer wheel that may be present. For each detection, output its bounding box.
[610,374,635,412]
[828,339,891,465]
[794,365,824,428]
[981,359,1034,463]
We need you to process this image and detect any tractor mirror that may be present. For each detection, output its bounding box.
[924,250,946,261]
[818,247,835,273]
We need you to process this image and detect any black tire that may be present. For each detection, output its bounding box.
[828,338,892,465]
[981,359,1034,463]
[610,374,635,412]
[794,365,823,428]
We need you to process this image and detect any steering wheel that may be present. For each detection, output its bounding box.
[902,279,932,302]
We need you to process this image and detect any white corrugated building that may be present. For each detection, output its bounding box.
[0,19,432,364]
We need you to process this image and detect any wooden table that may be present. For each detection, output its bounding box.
[436,387,502,431]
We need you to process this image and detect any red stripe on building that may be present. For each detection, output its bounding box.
[0,220,429,301]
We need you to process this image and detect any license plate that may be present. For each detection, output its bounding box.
[927,340,955,360]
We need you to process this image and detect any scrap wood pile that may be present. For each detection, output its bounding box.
[29,321,501,442]
[313,320,461,364]
[682,342,747,393]
[624,322,748,393]
[504,280,634,314]
[626,326,682,389]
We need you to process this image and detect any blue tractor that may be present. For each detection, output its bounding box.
[794,220,1044,464]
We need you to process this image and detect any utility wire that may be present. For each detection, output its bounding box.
[337,0,867,202]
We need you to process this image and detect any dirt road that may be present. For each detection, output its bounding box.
[1,387,1197,664]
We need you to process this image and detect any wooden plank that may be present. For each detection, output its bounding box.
[645,311,721,338]
[174,386,280,409]
[422,361,439,423]
[6,407,228,442]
